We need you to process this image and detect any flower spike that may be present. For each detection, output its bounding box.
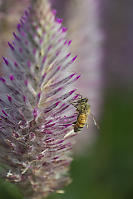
[0,1,81,199]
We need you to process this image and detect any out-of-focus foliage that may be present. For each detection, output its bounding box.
[101,0,133,89]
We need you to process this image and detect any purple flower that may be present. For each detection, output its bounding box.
[0,0,80,198]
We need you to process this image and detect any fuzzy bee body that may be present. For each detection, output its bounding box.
[71,96,90,132]
[74,113,88,132]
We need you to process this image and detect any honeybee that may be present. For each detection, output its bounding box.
[71,95,98,132]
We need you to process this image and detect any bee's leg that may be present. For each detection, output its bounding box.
[71,102,77,106]
[68,98,76,104]
[69,100,78,108]
[76,93,82,98]
[73,121,77,124]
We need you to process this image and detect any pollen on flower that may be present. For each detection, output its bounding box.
[0,1,81,199]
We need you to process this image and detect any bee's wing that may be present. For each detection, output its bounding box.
[86,112,100,130]
[90,112,100,130]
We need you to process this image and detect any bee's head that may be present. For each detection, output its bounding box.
[77,95,88,103]
[81,98,88,103]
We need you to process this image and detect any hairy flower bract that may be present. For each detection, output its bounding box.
[0,0,80,198]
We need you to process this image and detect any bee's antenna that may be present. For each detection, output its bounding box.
[74,93,82,99]
[77,94,82,99]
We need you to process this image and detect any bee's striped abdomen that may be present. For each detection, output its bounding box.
[74,113,87,132]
